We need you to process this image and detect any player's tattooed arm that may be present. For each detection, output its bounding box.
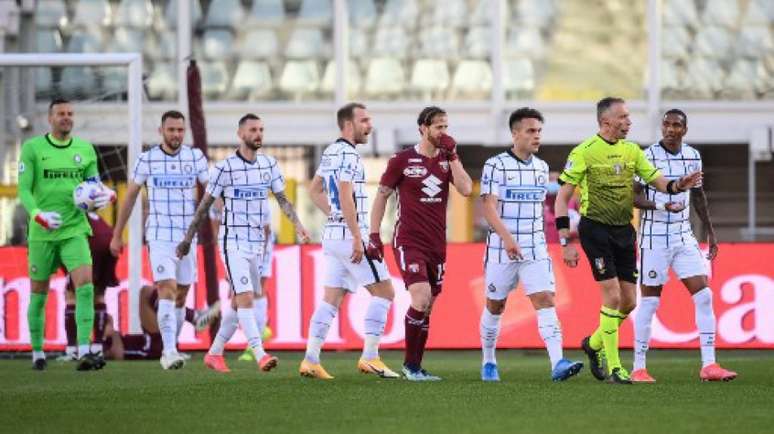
[177,194,215,257]
[369,185,393,235]
[275,191,311,243]
[691,185,718,260]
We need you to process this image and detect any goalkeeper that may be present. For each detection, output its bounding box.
[17,99,115,371]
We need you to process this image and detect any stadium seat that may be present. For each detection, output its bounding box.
[365,57,406,98]
[35,29,63,52]
[279,60,320,99]
[349,27,370,59]
[321,60,362,95]
[378,0,419,28]
[463,26,490,59]
[701,0,740,29]
[663,0,699,29]
[348,0,377,29]
[736,26,774,59]
[373,25,411,59]
[106,27,144,53]
[661,25,691,59]
[162,0,203,30]
[285,28,329,59]
[102,66,129,96]
[450,60,492,98]
[146,61,177,100]
[71,0,111,28]
[417,26,460,59]
[683,57,723,98]
[722,60,758,99]
[246,0,285,27]
[228,60,273,100]
[516,0,555,28]
[114,0,153,28]
[426,0,467,28]
[201,29,235,60]
[506,27,545,59]
[659,60,682,98]
[65,32,103,53]
[297,0,332,27]
[410,59,450,99]
[694,26,734,61]
[204,0,244,28]
[34,0,67,29]
[503,58,535,98]
[200,61,231,98]
[470,0,505,26]
[237,29,279,59]
[145,30,176,60]
[59,66,98,98]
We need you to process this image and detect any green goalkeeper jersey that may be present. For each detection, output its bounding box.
[18,133,99,241]
[560,134,661,226]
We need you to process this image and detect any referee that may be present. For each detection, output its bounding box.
[555,97,701,384]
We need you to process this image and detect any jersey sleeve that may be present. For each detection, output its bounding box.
[206,161,228,198]
[130,151,149,184]
[270,157,285,193]
[693,149,703,189]
[83,143,100,181]
[559,146,586,186]
[635,146,661,184]
[194,148,209,184]
[338,150,360,183]
[17,141,40,215]
[479,158,503,197]
[379,153,404,189]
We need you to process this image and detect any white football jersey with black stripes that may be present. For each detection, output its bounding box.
[638,142,702,249]
[480,150,550,263]
[315,138,369,240]
[207,150,285,253]
[131,145,209,242]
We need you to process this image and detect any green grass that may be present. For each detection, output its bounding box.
[1,350,772,434]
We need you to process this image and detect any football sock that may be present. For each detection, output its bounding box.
[633,296,660,371]
[480,308,501,365]
[253,297,268,336]
[418,314,430,365]
[693,288,716,367]
[28,292,47,353]
[92,302,107,353]
[157,298,177,355]
[362,296,391,360]
[64,303,77,348]
[238,308,266,361]
[75,283,95,356]
[536,307,563,370]
[209,308,238,355]
[403,307,425,369]
[304,301,338,364]
[600,306,624,373]
[175,307,185,336]
[590,308,628,351]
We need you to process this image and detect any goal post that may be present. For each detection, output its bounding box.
[0,52,145,334]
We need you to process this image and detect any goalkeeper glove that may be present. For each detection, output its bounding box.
[34,211,62,231]
[93,186,117,210]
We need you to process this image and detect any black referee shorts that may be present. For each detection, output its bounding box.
[578,217,638,283]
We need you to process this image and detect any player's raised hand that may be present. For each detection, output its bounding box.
[109,235,123,257]
[351,237,364,264]
[665,201,686,213]
[176,240,191,258]
[365,233,384,261]
[34,211,62,231]
[677,171,702,191]
[297,226,311,244]
[504,236,523,261]
[438,134,458,161]
[562,244,579,268]
[707,233,719,260]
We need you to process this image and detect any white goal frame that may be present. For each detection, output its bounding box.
[0,52,145,333]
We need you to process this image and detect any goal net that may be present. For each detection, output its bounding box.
[0,53,145,351]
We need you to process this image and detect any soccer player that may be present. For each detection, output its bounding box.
[110,110,208,370]
[368,106,473,381]
[18,98,115,371]
[177,113,309,374]
[299,103,399,380]
[478,108,583,382]
[555,97,701,384]
[631,109,736,382]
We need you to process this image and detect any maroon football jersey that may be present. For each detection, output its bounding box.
[380,146,454,257]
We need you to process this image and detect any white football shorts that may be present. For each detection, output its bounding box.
[322,239,389,292]
[148,241,197,286]
[484,258,555,301]
[220,247,264,295]
[640,244,707,286]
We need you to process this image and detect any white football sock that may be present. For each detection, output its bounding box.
[693,288,716,367]
[238,308,266,361]
[362,296,391,360]
[78,345,90,358]
[175,307,185,337]
[304,301,338,364]
[480,308,501,365]
[32,350,45,361]
[209,307,238,355]
[253,297,268,335]
[633,296,660,371]
[157,299,177,355]
[91,343,103,354]
[536,307,563,370]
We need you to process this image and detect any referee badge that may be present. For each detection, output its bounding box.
[613,164,622,175]
[594,257,606,273]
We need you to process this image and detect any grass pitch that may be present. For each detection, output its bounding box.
[1,350,772,434]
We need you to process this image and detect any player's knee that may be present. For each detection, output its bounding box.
[619,299,636,315]
[368,281,395,301]
[486,299,505,315]
[528,291,555,310]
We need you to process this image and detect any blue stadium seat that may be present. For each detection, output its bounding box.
[297,0,332,27]
[348,0,377,29]
[246,0,285,27]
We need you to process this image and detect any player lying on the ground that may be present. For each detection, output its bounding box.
[478,107,583,382]
[631,109,736,383]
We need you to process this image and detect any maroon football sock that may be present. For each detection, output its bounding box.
[93,303,107,345]
[417,314,430,366]
[403,307,426,370]
[64,304,77,347]
[185,308,196,324]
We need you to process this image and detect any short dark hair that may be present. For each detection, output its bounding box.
[161,110,185,124]
[239,113,261,127]
[663,108,687,126]
[508,107,544,131]
[417,106,447,126]
[336,102,366,130]
[49,98,70,113]
[596,97,626,123]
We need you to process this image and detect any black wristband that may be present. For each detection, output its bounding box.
[666,180,676,194]
[556,216,570,230]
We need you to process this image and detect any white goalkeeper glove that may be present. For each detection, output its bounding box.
[34,211,62,231]
[93,186,117,210]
